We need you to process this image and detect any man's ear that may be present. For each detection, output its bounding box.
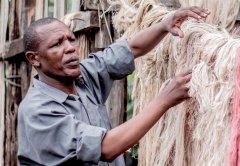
[25,51,41,68]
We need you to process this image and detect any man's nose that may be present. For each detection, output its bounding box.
[64,40,76,53]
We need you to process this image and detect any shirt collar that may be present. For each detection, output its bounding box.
[33,76,69,103]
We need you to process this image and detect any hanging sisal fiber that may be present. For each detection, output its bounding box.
[111,0,240,165]
[179,0,240,31]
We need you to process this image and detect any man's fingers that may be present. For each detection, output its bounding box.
[176,10,202,20]
[178,29,184,38]
[189,6,210,18]
[183,73,192,83]
[176,7,210,20]
[170,27,184,38]
[177,69,192,77]
[176,70,192,87]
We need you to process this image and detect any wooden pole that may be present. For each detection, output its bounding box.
[5,61,19,166]
[44,0,48,17]
[71,0,81,12]
[54,0,66,19]
[106,79,126,127]
[35,0,44,20]
[0,0,9,52]
[0,61,5,166]
[0,0,8,165]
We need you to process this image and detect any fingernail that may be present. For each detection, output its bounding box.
[198,16,201,19]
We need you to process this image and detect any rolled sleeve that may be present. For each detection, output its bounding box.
[102,39,135,79]
[80,40,135,103]
[76,125,106,163]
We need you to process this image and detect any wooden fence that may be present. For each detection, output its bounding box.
[0,0,124,165]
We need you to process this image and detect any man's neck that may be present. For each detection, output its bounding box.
[38,74,78,95]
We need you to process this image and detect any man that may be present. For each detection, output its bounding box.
[18,7,209,166]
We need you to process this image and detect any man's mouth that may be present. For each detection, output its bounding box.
[65,57,79,66]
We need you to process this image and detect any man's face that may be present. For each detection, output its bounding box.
[36,21,80,80]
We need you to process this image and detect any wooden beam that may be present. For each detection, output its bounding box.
[72,11,99,33]
[84,0,120,11]
[0,38,24,60]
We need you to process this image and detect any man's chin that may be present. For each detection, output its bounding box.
[67,70,81,78]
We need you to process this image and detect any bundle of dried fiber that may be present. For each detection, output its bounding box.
[112,0,139,34]
[135,21,240,166]
[179,0,240,31]
[112,0,240,165]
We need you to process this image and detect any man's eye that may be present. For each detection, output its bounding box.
[53,42,61,47]
[69,38,76,43]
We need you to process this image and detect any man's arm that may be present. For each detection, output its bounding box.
[101,6,209,161]
[128,7,210,58]
[102,70,191,161]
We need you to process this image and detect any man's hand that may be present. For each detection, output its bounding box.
[159,70,192,110]
[128,6,210,58]
[163,7,210,38]
[102,69,192,161]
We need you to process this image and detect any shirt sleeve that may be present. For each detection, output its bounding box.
[19,101,107,165]
[80,40,135,103]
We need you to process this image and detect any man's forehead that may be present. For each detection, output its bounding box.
[36,21,72,40]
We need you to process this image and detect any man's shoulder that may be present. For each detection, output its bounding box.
[18,86,63,116]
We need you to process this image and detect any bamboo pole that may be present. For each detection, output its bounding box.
[0,61,5,166]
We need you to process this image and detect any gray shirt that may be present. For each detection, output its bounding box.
[17,40,135,166]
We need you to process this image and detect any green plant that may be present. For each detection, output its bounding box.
[127,73,139,159]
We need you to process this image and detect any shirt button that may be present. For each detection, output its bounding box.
[79,78,84,85]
